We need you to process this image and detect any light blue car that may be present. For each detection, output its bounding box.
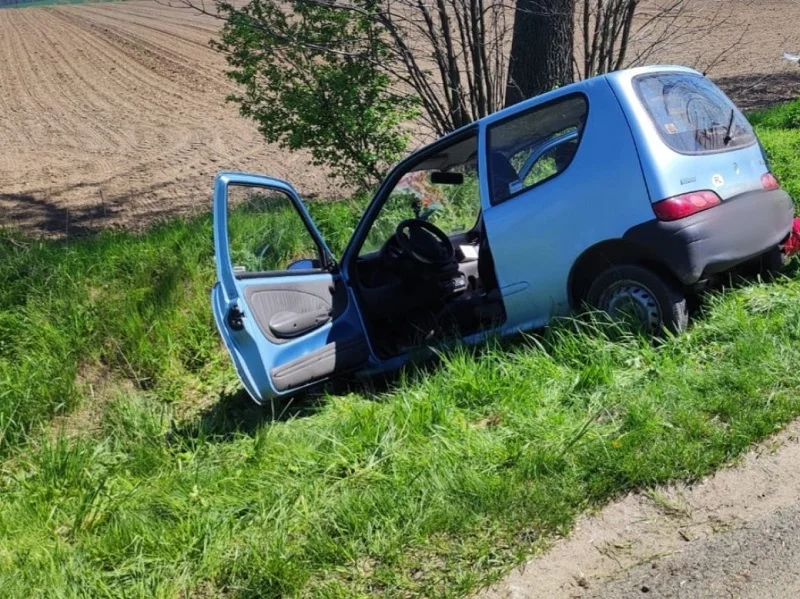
[212,65,794,404]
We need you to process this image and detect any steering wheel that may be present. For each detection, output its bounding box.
[394,219,455,266]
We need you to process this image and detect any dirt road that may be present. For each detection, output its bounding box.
[590,507,800,598]
[479,421,800,598]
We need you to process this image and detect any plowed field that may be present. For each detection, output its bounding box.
[0,0,798,236]
[0,1,328,235]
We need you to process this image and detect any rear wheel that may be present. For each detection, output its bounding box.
[586,265,688,335]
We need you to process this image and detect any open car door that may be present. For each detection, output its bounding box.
[212,172,370,404]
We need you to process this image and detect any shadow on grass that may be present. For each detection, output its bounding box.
[167,356,456,445]
[170,387,325,442]
[705,253,800,294]
[171,323,677,444]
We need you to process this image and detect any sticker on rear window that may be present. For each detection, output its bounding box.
[664,123,678,134]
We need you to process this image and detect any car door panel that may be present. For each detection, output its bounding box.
[213,172,370,403]
[268,309,331,339]
[242,278,347,343]
[271,334,369,391]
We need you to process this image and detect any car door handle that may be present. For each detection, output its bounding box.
[268,309,331,338]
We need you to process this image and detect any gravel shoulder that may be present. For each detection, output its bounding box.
[479,421,800,598]
[590,505,800,599]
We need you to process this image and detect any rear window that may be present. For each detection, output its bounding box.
[634,73,756,154]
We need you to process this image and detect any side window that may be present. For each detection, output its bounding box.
[487,95,588,205]
[227,184,322,276]
[359,134,481,256]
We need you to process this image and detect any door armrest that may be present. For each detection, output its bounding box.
[268,309,331,338]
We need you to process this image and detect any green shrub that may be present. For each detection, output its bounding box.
[215,0,417,189]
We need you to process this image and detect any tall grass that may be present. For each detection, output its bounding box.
[0,196,364,456]
[0,98,798,597]
[751,98,800,205]
[0,220,217,453]
[3,285,800,597]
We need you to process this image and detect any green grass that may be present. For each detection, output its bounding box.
[0,99,799,598]
[751,100,800,202]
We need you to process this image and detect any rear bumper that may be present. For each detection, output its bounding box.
[624,189,794,285]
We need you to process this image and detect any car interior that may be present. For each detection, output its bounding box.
[223,98,589,369]
[350,133,507,358]
[348,98,588,359]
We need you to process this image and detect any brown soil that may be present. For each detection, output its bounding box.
[630,0,800,112]
[0,1,336,236]
[0,0,798,236]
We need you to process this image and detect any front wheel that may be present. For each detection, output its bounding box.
[586,265,689,335]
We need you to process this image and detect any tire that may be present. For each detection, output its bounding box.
[586,265,689,335]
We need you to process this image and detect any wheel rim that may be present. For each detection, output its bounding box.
[598,279,662,333]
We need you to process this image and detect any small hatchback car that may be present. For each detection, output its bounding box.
[212,65,794,404]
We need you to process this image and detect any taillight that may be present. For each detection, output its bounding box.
[652,191,721,221]
[762,173,781,191]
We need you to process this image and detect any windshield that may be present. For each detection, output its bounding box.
[359,134,481,256]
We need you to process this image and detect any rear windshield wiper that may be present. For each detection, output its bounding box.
[723,108,735,146]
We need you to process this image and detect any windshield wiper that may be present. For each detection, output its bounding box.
[723,108,735,146]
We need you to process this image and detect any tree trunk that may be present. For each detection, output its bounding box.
[505,0,576,107]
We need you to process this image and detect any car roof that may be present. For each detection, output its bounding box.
[402,64,703,165]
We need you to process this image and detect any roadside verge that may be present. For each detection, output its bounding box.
[480,420,800,598]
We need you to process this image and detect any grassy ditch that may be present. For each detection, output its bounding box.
[0,99,798,597]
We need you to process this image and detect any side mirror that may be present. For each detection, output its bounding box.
[411,198,422,218]
[419,202,443,221]
[286,258,321,271]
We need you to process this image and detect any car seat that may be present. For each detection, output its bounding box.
[489,151,519,204]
